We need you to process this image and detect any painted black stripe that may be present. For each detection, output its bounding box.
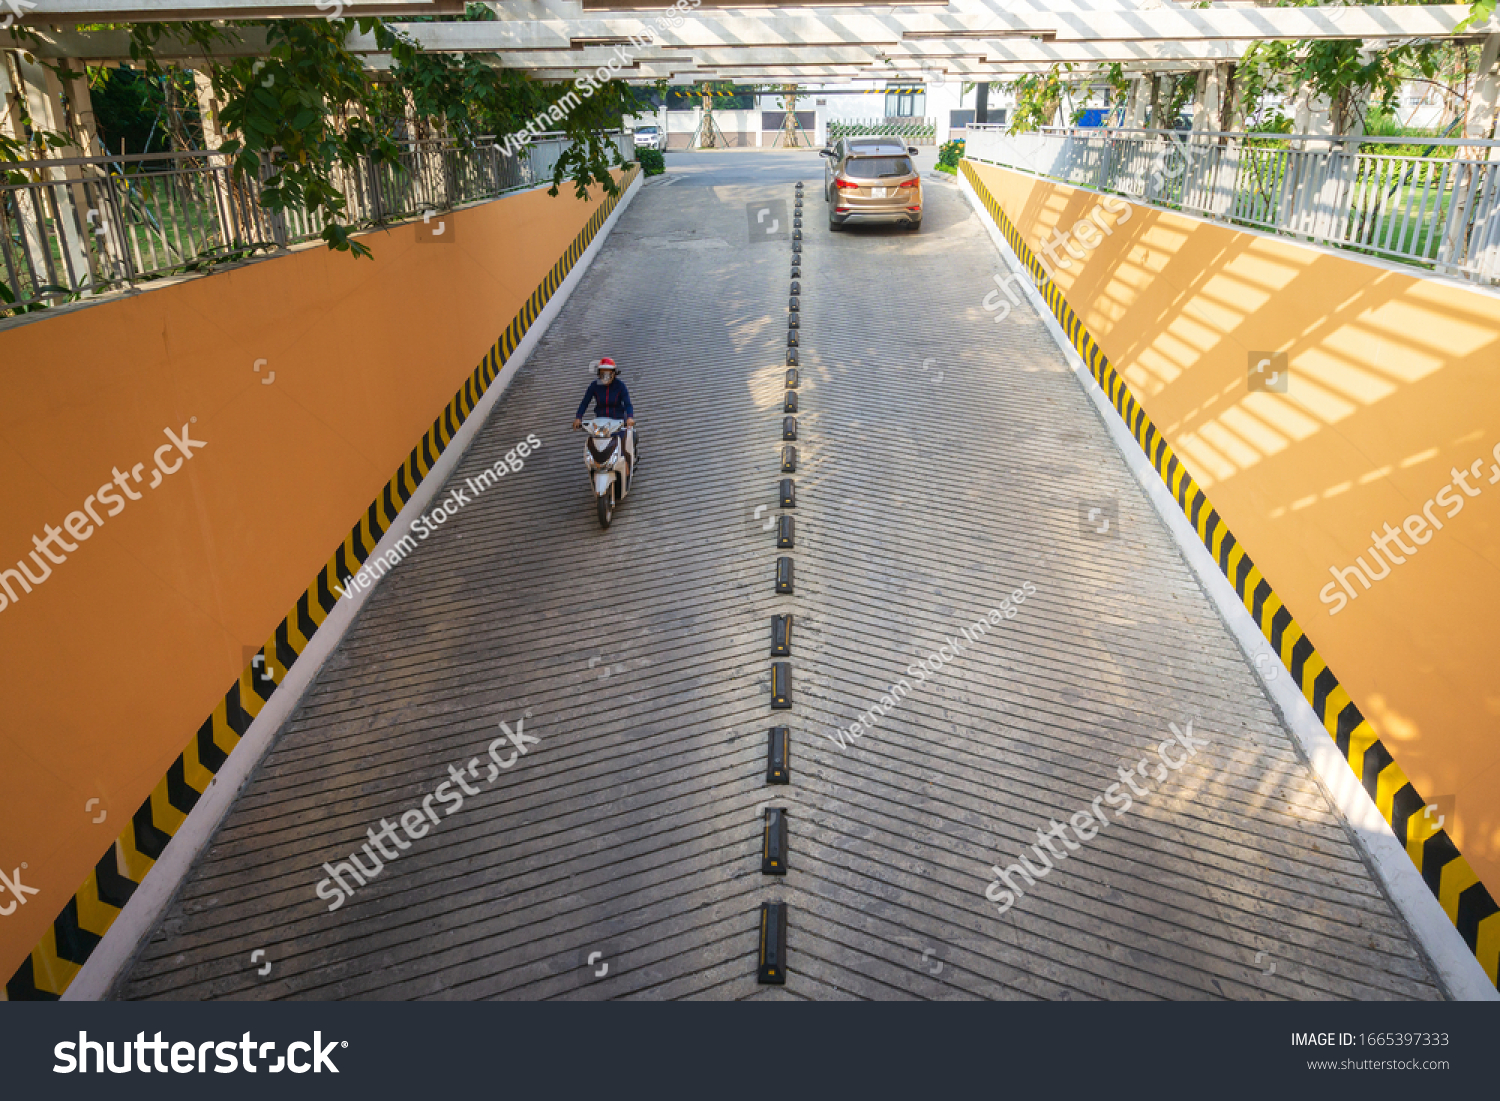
[3,956,52,1001]
[1390,783,1424,847]
[225,682,253,736]
[1289,634,1314,684]
[94,844,137,909]
[164,756,201,816]
[51,899,98,965]
[297,591,320,645]
[1312,666,1339,721]
[196,715,227,774]
[1421,831,1461,898]
[1251,578,1272,621]
[1359,739,1394,804]
[1333,702,1364,760]
[131,798,172,861]
[1216,528,1236,572]
[275,620,298,672]
[1455,883,1500,960]
[1270,605,1292,653]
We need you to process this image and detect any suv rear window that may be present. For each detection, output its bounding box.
[845,156,914,179]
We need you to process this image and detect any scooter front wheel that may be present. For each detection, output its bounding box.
[596,489,614,529]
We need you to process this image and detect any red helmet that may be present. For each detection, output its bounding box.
[591,357,617,381]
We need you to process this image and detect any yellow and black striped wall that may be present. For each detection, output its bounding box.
[962,159,1499,990]
[2,168,638,1000]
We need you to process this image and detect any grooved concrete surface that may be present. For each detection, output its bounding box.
[119,151,1443,1001]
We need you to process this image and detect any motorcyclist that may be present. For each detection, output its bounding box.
[572,357,638,471]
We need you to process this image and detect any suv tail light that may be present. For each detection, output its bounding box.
[833,178,861,190]
[898,179,919,189]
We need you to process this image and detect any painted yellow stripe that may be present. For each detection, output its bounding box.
[1438,858,1481,924]
[12,167,640,1002]
[1477,912,1500,985]
[962,159,1499,986]
[29,933,79,996]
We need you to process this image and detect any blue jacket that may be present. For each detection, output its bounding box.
[576,378,633,421]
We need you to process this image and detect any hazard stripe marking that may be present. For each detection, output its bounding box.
[2,169,638,1001]
[960,159,1499,991]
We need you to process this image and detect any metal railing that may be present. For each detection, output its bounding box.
[963,125,1500,284]
[1,130,633,316]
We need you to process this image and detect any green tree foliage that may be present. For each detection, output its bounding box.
[112,15,638,257]
[1006,68,1070,133]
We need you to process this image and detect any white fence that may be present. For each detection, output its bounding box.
[964,125,1500,284]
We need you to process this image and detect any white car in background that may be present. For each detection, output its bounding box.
[632,125,663,151]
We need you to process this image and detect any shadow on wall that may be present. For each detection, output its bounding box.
[997,166,1500,899]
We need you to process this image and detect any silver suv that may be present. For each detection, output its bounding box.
[821,137,923,231]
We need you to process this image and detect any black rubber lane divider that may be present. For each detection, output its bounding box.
[762,807,789,875]
[786,349,799,366]
[787,331,798,346]
[794,217,802,228]
[777,514,794,548]
[784,392,798,413]
[757,901,788,984]
[775,556,794,594]
[781,445,797,472]
[782,416,797,440]
[779,478,796,508]
[785,368,798,388]
[770,613,792,656]
[791,266,800,279]
[766,726,790,785]
[789,296,800,309]
[793,229,802,240]
[792,241,802,253]
[770,661,792,708]
[790,280,800,294]
[788,314,799,329]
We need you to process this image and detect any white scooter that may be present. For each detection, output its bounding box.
[581,417,635,528]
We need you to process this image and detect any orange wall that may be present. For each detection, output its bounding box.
[969,161,1500,897]
[0,176,623,979]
